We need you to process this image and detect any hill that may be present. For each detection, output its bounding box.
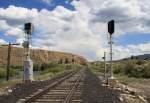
[0,46,87,66]
[122,54,150,60]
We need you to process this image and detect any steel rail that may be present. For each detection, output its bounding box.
[63,75,81,103]
[17,71,77,103]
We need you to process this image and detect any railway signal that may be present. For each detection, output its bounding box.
[25,23,33,34]
[108,20,115,79]
[1,43,20,81]
[108,20,115,34]
[23,22,34,82]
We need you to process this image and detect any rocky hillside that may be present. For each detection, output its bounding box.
[0,46,87,66]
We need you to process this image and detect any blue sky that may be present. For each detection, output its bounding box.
[115,33,150,46]
[0,0,149,60]
[0,0,75,11]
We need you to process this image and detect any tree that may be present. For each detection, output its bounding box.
[58,59,63,64]
[72,58,75,63]
[65,58,69,64]
[131,55,134,59]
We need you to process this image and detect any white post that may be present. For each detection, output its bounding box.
[24,57,33,81]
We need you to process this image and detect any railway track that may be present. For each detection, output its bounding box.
[17,69,85,103]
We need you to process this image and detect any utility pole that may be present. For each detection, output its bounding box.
[6,43,11,81]
[2,43,20,81]
[108,20,115,79]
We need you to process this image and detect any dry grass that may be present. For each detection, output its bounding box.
[116,75,150,99]
[0,46,86,66]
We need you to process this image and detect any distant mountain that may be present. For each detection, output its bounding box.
[123,54,150,60]
[0,46,87,66]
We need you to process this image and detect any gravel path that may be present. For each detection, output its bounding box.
[81,69,121,103]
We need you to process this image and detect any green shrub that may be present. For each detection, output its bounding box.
[123,62,134,75]
[90,62,104,73]
[33,64,40,71]
[65,58,69,64]
[40,63,48,71]
[39,63,80,75]
[128,66,143,78]
[0,68,18,78]
[58,59,63,64]
[143,64,150,78]
[91,61,150,79]
[136,60,144,65]
[65,65,71,70]
[10,65,22,70]
[9,69,18,76]
[0,69,6,78]
[40,62,62,71]
[113,64,124,74]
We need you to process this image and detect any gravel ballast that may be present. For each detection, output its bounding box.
[81,69,121,103]
[0,72,71,103]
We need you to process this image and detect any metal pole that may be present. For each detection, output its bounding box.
[110,35,114,78]
[104,52,106,81]
[27,33,30,60]
[6,43,11,81]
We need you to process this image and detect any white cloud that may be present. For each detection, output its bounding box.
[0,20,11,30]
[0,39,7,45]
[5,28,24,38]
[42,0,53,4]
[113,43,150,60]
[0,1,150,61]
[0,5,38,19]
[0,5,38,25]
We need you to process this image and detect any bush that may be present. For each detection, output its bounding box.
[113,61,150,78]
[123,62,135,75]
[9,69,18,76]
[128,66,144,78]
[39,63,81,75]
[65,58,69,64]
[0,69,6,78]
[113,64,124,74]
[40,65,65,75]
[65,65,71,70]
[91,61,150,79]
[10,65,22,70]
[143,64,150,78]
[58,59,63,64]
[90,62,104,73]
[0,68,18,78]
[136,60,144,65]
[33,64,40,71]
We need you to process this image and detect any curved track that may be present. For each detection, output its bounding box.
[17,70,84,103]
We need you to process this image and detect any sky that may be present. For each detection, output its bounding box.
[0,0,150,61]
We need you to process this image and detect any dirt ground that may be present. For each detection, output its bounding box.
[127,79,150,102]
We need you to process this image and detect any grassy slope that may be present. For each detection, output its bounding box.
[89,60,150,98]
